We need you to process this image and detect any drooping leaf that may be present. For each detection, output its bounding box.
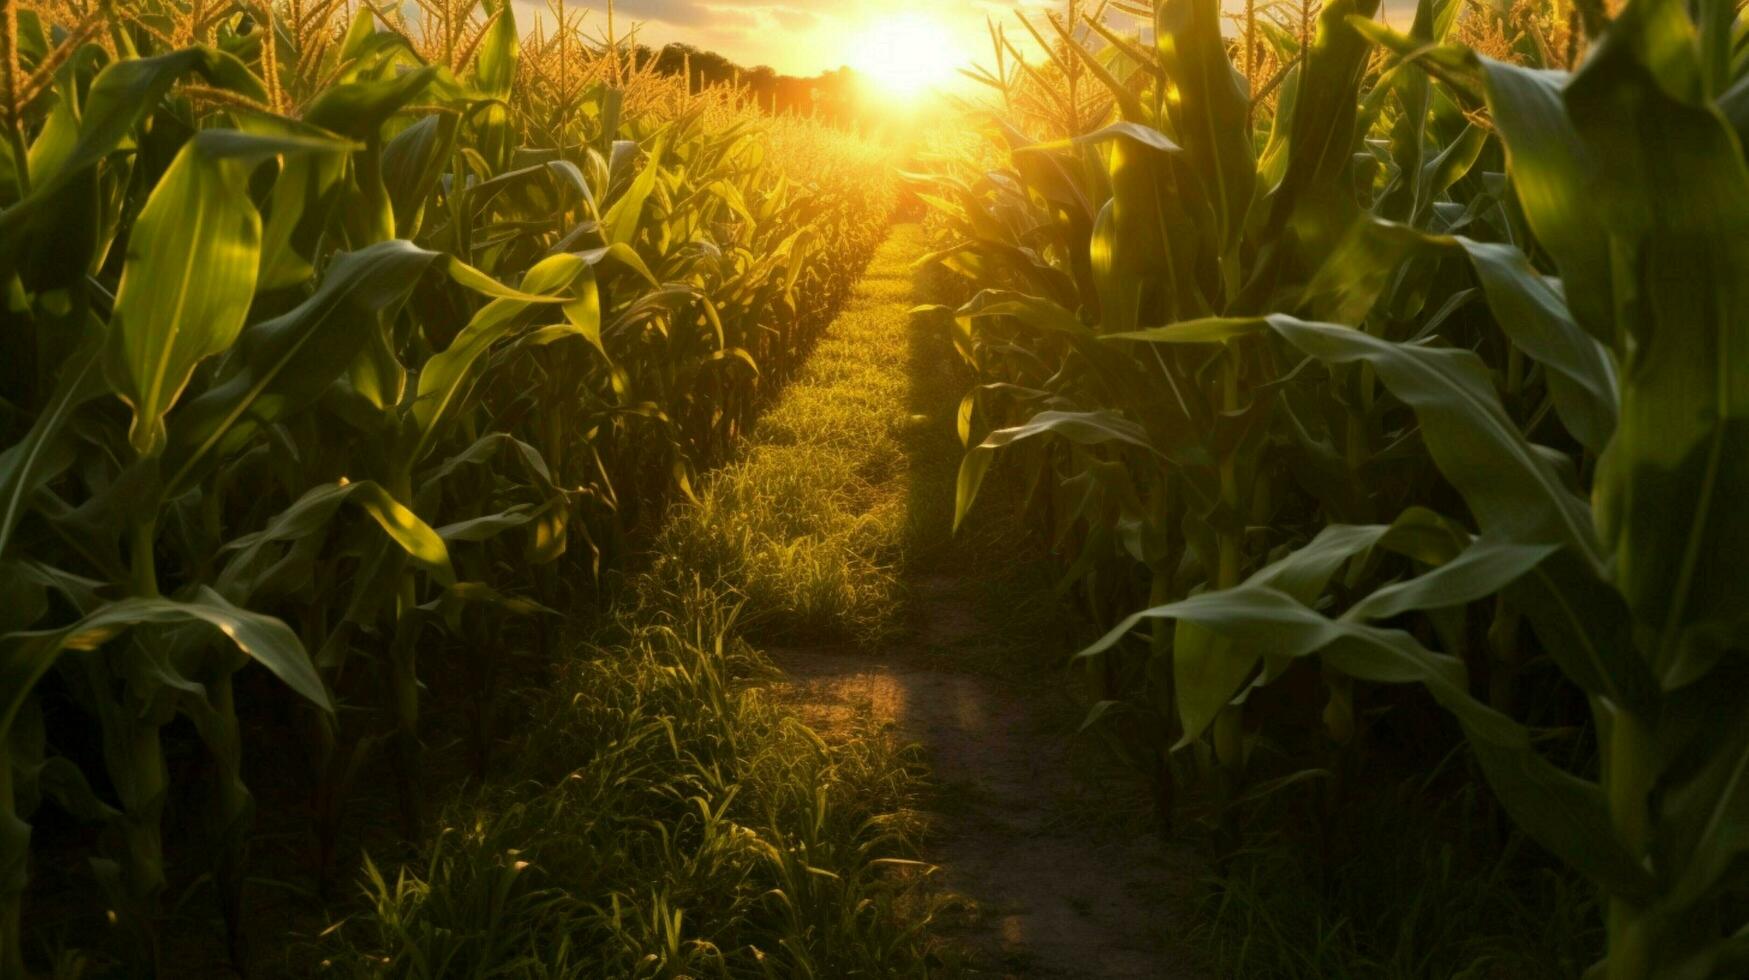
[0,48,261,236]
[602,133,668,246]
[1453,237,1618,452]
[220,480,455,595]
[0,340,107,560]
[1,589,331,739]
[406,253,590,465]
[1155,0,1256,252]
[1268,317,1602,565]
[956,410,1158,532]
[163,241,446,494]
[1477,58,1615,342]
[1076,583,1654,898]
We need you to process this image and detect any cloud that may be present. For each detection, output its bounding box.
[610,0,709,19]
[771,7,817,31]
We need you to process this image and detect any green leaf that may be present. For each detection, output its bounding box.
[1155,0,1256,252]
[1105,317,1267,344]
[433,506,539,543]
[303,68,439,140]
[1170,620,1248,749]
[602,134,667,246]
[104,130,350,458]
[1344,535,1556,621]
[576,243,658,287]
[1,588,331,739]
[221,481,454,594]
[0,340,107,561]
[407,253,591,465]
[0,48,258,236]
[1093,120,1199,332]
[1111,312,1601,563]
[1266,316,1603,567]
[1375,0,1433,224]
[1477,58,1614,342]
[1063,121,1184,154]
[473,0,518,97]
[1452,237,1619,452]
[1559,26,1749,684]
[163,241,446,495]
[1173,513,1527,743]
[955,410,1157,532]
[1264,0,1382,253]
[1661,679,1749,911]
[1507,550,1655,712]
[381,113,460,239]
[954,289,1094,338]
[1076,584,1654,899]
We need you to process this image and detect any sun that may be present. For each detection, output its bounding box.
[849,12,962,100]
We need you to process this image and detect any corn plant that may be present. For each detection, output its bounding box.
[0,0,894,970]
[925,0,1748,974]
[922,0,1504,818]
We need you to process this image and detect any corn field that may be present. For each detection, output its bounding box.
[918,0,1749,975]
[5,0,1749,973]
[0,0,893,971]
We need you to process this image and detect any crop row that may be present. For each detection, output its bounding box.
[0,0,893,973]
[919,0,1748,975]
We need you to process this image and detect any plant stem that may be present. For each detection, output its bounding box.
[1214,351,1246,786]
[207,672,252,968]
[123,724,168,903]
[1605,705,1655,980]
[131,518,159,599]
[1486,595,1519,713]
[3,124,27,197]
[1,738,27,980]
[387,470,424,837]
[1147,563,1177,830]
[122,516,165,972]
[106,702,167,977]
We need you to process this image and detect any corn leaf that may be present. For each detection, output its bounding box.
[1077,578,1654,899]
[1559,24,1749,685]
[219,481,454,596]
[164,241,446,494]
[407,253,591,465]
[956,410,1157,532]
[602,134,668,246]
[1452,238,1619,452]
[105,131,350,458]
[1,588,330,739]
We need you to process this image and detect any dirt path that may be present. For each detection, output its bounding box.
[770,574,1207,979]
[721,224,1209,978]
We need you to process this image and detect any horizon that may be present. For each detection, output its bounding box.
[503,0,1420,94]
[507,0,1046,80]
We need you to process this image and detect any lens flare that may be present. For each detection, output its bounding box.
[849,12,962,100]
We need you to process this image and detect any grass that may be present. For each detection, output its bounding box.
[642,256,915,646]
[1191,776,1602,979]
[309,225,961,978]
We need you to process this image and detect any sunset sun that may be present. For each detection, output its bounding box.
[849,12,964,99]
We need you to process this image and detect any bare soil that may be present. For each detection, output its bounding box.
[768,573,1209,980]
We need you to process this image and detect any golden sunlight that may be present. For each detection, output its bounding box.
[848,12,965,100]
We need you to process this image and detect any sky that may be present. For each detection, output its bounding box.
[512,0,1059,78]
